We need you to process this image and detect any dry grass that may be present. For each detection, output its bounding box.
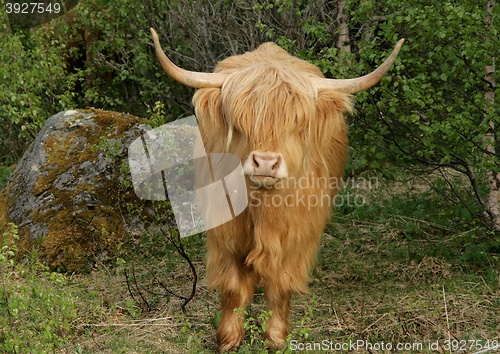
[32,176,500,353]
[66,226,499,353]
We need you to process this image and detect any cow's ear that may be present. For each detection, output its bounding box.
[193,88,222,118]
[193,88,228,150]
[316,90,354,115]
[193,88,225,129]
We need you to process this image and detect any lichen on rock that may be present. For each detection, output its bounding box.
[2,109,158,272]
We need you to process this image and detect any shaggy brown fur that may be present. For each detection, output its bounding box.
[192,42,353,351]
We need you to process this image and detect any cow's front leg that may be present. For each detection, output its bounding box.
[263,281,292,349]
[217,283,253,352]
[206,212,258,351]
[207,242,255,351]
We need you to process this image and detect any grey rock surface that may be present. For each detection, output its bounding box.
[3,109,155,271]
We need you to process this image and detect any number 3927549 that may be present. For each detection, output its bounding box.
[5,2,61,14]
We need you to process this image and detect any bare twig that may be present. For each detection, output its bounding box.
[159,227,198,312]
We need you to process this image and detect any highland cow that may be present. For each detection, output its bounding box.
[150,28,403,351]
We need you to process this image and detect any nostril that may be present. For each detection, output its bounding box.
[272,156,281,171]
[252,154,260,168]
[244,151,287,179]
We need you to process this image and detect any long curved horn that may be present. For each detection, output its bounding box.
[312,39,404,94]
[150,28,228,88]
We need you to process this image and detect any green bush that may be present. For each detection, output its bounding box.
[0,166,11,188]
[0,223,78,353]
[1,0,498,228]
[343,0,499,225]
[0,3,79,164]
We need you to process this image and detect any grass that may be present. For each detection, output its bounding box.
[0,172,499,353]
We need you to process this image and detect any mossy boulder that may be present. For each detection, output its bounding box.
[2,109,155,272]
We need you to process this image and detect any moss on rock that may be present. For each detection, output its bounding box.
[0,192,8,229]
[3,109,156,272]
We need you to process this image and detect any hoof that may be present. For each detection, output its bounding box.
[217,338,242,353]
[217,322,244,353]
[217,343,240,353]
[264,327,288,350]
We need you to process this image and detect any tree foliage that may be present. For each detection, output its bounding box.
[0,2,78,164]
[0,0,498,228]
[343,0,499,226]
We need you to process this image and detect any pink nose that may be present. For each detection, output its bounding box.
[243,151,288,179]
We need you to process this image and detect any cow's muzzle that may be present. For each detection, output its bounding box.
[243,151,288,187]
